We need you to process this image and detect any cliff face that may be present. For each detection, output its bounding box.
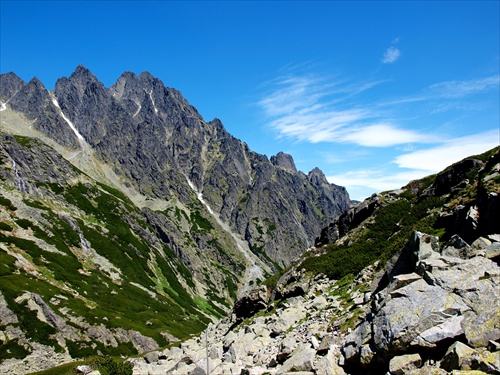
[0,66,351,371]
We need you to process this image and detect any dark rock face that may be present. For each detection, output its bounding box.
[3,76,80,149]
[422,158,483,197]
[315,193,380,247]
[270,152,297,173]
[0,72,25,100]
[0,65,351,268]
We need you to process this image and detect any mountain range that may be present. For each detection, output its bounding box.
[0,66,351,372]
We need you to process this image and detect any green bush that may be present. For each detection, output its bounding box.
[0,221,13,231]
[300,194,445,280]
[88,356,133,375]
[0,195,17,211]
[0,340,31,361]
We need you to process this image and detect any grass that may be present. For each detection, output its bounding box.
[28,355,133,375]
[300,195,446,280]
[0,174,222,361]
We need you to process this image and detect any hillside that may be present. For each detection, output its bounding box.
[130,146,499,375]
[0,67,351,373]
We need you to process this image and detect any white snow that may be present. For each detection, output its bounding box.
[133,101,142,117]
[50,95,85,146]
[148,90,159,114]
[0,102,6,111]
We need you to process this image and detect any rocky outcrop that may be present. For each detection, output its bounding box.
[5,76,80,149]
[316,193,381,247]
[0,72,25,101]
[131,230,500,375]
[342,230,500,373]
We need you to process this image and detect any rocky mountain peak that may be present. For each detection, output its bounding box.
[270,152,297,173]
[308,166,329,185]
[71,64,96,81]
[8,76,50,115]
[0,72,25,100]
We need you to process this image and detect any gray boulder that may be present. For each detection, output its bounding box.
[389,353,422,375]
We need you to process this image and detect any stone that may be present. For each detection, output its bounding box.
[359,344,374,366]
[389,353,422,375]
[232,286,269,320]
[405,364,448,374]
[76,365,93,374]
[471,237,491,250]
[315,349,346,375]
[441,341,476,371]
[281,344,316,373]
[411,314,465,347]
[311,336,320,350]
[373,279,469,352]
[442,235,474,259]
[311,295,328,310]
[143,351,159,364]
[390,272,422,291]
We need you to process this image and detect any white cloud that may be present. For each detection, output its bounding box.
[394,130,500,172]
[325,130,499,201]
[258,67,499,202]
[429,75,499,98]
[339,123,427,147]
[259,74,426,147]
[382,46,401,64]
[327,168,429,201]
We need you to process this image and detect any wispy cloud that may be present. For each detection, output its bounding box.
[381,75,500,107]
[258,69,499,201]
[258,74,425,147]
[339,123,427,147]
[381,46,401,64]
[428,75,499,98]
[328,130,499,201]
[326,168,428,201]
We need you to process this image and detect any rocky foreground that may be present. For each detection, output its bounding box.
[130,230,500,375]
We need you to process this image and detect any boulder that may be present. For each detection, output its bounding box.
[442,234,474,259]
[281,343,316,373]
[372,279,469,352]
[441,341,476,371]
[389,353,422,374]
[471,237,491,250]
[143,351,159,364]
[315,349,346,375]
[232,286,269,320]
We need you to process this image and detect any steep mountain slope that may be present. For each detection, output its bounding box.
[0,67,351,372]
[131,147,499,375]
[1,66,350,267]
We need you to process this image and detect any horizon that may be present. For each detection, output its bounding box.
[1,1,499,201]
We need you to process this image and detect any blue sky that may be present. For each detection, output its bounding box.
[1,1,499,201]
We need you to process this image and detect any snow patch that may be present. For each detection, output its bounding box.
[50,95,85,146]
[133,100,142,117]
[148,90,158,114]
[0,102,6,111]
